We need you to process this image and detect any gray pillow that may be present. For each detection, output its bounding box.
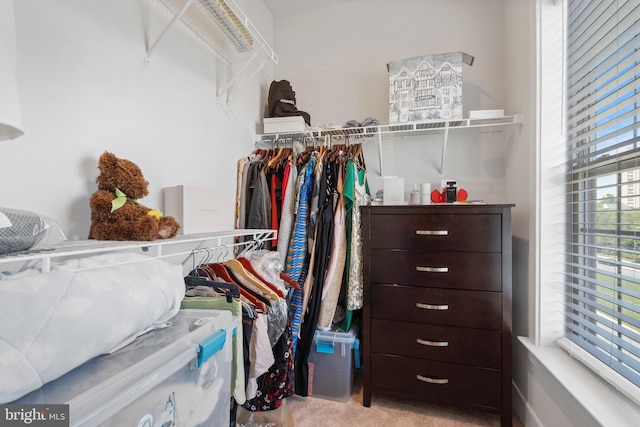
[0,208,49,255]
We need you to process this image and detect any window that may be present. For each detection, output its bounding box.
[562,0,640,401]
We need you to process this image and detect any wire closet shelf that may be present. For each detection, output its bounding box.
[0,229,276,274]
[254,114,523,146]
[254,114,523,178]
[147,0,278,107]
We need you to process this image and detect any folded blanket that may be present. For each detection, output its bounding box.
[0,253,185,403]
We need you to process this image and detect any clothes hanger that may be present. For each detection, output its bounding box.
[353,142,367,169]
[237,257,285,298]
[251,148,267,161]
[184,248,242,303]
[349,141,361,158]
[279,271,301,290]
[241,300,255,320]
[208,262,268,313]
[277,147,292,170]
[267,147,285,169]
[224,265,273,309]
[328,140,345,162]
[184,275,240,303]
[186,248,216,280]
[266,147,280,165]
[224,258,281,302]
[207,262,234,282]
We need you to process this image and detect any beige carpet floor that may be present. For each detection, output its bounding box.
[237,373,524,427]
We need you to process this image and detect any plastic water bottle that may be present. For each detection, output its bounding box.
[409,184,421,205]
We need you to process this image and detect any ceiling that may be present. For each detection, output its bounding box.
[262,0,350,17]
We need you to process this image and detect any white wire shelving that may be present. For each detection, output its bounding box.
[255,114,524,179]
[0,229,276,274]
[146,0,277,108]
[256,114,522,144]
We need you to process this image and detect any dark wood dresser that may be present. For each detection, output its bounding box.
[361,204,513,427]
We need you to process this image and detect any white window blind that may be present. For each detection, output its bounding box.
[563,0,640,399]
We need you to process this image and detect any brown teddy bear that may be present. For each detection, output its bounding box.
[88,151,180,241]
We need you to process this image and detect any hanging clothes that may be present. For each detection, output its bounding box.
[245,313,274,400]
[234,141,371,399]
[317,160,347,330]
[300,151,325,320]
[235,156,249,230]
[269,172,282,247]
[340,157,371,331]
[247,162,271,232]
[277,160,298,266]
[284,155,316,353]
[241,323,294,412]
[294,157,337,396]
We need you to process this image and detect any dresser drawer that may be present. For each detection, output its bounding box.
[371,354,501,409]
[370,250,501,291]
[371,319,501,369]
[370,284,502,330]
[369,214,501,252]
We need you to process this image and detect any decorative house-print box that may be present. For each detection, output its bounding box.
[388,51,471,124]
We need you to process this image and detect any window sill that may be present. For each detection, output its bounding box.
[519,336,640,427]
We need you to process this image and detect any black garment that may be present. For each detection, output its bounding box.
[294,160,337,396]
[247,163,270,230]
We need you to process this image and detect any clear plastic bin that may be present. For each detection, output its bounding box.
[13,309,235,427]
[307,326,359,402]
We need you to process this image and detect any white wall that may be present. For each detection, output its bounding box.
[267,0,537,422]
[272,0,506,126]
[1,0,274,239]
[268,1,634,426]
[503,0,536,423]
[267,0,517,204]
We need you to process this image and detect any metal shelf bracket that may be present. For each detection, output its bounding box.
[146,0,278,107]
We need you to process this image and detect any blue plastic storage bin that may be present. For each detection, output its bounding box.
[307,326,359,402]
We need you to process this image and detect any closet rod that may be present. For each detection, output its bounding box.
[72,235,270,273]
[255,134,383,177]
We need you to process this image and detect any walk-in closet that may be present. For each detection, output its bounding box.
[3,1,640,427]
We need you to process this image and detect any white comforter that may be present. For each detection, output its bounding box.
[0,253,185,403]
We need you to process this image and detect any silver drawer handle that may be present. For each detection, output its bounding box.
[416,266,449,273]
[417,338,449,347]
[416,302,449,310]
[416,230,448,236]
[417,375,449,385]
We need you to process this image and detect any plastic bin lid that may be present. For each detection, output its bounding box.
[313,326,358,343]
[13,309,235,425]
[313,326,358,354]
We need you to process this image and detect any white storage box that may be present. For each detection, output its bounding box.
[163,185,234,234]
[12,309,236,427]
[307,327,359,402]
[263,116,307,133]
[383,176,405,205]
[468,109,505,119]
